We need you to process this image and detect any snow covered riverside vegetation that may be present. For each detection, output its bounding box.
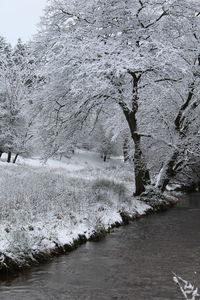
[0,150,177,273]
[173,274,200,300]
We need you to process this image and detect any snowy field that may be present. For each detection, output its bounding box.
[0,150,151,270]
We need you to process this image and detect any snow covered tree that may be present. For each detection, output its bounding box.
[33,0,200,194]
[0,38,38,162]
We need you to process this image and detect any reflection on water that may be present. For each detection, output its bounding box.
[178,193,200,209]
[0,193,200,300]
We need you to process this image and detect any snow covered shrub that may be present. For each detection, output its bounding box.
[173,274,200,300]
[7,229,32,253]
[0,162,132,230]
[140,186,168,209]
[92,178,129,207]
[92,178,127,197]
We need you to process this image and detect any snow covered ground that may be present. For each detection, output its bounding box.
[0,150,151,270]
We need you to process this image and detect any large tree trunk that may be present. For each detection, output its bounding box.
[120,71,151,196]
[123,110,150,196]
[156,79,194,192]
[7,151,11,163]
[13,153,19,164]
[156,78,195,191]
[133,131,150,195]
[156,150,179,192]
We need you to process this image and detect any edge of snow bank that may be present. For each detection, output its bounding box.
[0,193,178,277]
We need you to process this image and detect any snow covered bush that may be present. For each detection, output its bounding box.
[140,186,169,209]
[92,178,128,203]
[173,274,200,300]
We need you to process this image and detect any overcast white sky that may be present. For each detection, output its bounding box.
[0,0,47,45]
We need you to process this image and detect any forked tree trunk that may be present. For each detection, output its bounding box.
[7,151,11,163]
[156,150,179,192]
[13,153,19,164]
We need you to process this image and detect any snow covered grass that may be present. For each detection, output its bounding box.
[0,150,152,271]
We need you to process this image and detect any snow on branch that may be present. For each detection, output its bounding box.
[154,77,182,83]
[136,131,178,149]
[186,149,200,158]
[145,9,169,29]
[173,273,200,300]
[59,8,96,25]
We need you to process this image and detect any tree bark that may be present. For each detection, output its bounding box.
[118,72,151,195]
[156,150,179,192]
[174,82,194,134]
[132,131,151,195]
[125,72,151,195]
[7,151,11,163]
[123,137,130,162]
[156,80,196,191]
[13,153,19,164]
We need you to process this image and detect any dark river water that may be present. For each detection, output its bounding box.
[0,193,200,300]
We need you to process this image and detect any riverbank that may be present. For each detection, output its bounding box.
[0,151,178,275]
